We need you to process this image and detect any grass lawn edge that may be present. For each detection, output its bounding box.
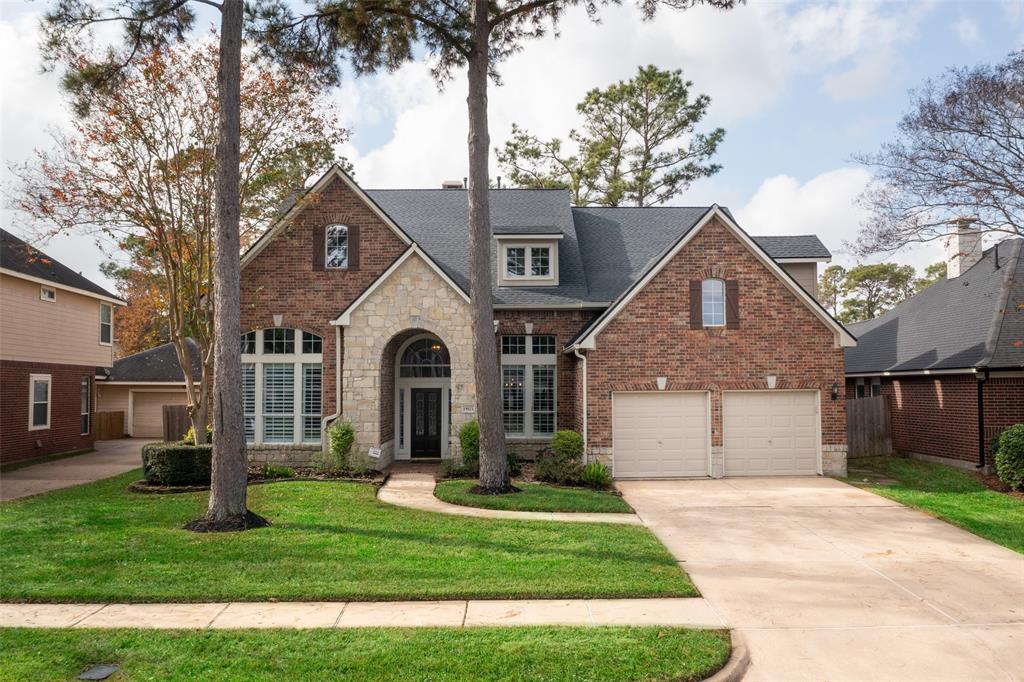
[434,478,635,514]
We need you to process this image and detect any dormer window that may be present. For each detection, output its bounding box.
[325,224,348,269]
[497,237,560,286]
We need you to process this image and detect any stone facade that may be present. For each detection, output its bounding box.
[340,251,476,467]
[247,444,321,467]
[581,216,848,476]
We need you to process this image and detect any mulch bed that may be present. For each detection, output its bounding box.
[128,468,384,494]
[976,471,1024,499]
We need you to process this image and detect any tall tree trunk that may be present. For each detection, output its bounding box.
[199,0,255,526]
[467,0,509,492]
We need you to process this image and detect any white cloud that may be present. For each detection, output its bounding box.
[953,17,981,47]
[736,167,945,272]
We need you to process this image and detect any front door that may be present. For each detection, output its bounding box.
[411,388,442,458]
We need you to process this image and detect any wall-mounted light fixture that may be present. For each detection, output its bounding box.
[766,374,777,390]
[656,377,668,391]
[831,383,839,401]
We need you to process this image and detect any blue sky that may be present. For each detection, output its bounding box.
[2,0,1022,290]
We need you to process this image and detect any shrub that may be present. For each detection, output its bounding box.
[994,424,1024,491]
[141,442,212,486]
[316,420,356,472]
[580,461,612,489]
[506,451,522,477]
[458,420,480,469]
[439,460,477,479]
[181,424,212,445]
[535,447,582,486]
[551,430,584,460]
[260,463,294,479]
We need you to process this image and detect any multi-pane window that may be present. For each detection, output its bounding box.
[505,247,526,277]
[99,303,113,344]
[400,339,451,378]
[326,224,349,269]
[80,377,90,435]
[29,374,50,430]
[241,329,322,444]
[263,328,295,354]
[701,279,726,327]
[531,247,551,277]
[241,331,256,354]
[500,335,556,436]
[302,364,322,443]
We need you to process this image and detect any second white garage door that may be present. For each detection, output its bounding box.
[612,392,709,478]
[131,391,189,438]
[723,391,819,476]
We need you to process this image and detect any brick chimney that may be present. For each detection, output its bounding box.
[943,217,982,278]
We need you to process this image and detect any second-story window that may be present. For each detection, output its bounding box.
[325,224,349,269]
[701,279,726,327]
[99,303,113,344]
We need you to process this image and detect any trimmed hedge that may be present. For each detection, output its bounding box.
[142,442,212,486]
[994,424,1024,491]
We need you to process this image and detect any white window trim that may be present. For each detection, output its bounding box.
[394,333,451,460]
[80,376,91,435]
[99,302,113,346]
[241,328,324,445]
[500,334,557,438]
[701,278,727,328]
[325,224,349,270]
[497,240,559,287]
[40,286,56,302]
[28,374,51,431]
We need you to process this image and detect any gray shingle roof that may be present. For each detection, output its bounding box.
[108,339,202,382]
[1,228,120,301]
[845,239,1024,374]
[365,191,831,305]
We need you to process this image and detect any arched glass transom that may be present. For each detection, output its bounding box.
[400,338,451,378]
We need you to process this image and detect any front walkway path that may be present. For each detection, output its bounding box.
[0,598,724,629]
[378,472,642,524]
[1,439,154,502]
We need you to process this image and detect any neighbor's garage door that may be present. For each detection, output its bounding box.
[131,391,189,438]
[612,392,709,478]
[723,391,819,476]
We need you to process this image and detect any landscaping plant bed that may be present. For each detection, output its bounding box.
[435,479,633,514]
[129,468,384,494]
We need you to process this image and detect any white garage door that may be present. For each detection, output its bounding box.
[723,391,819,476]
[612,392,709,479]
[132,391,189,438]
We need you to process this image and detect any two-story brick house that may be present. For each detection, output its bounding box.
[1,229,124,463]
[238,166,854,477]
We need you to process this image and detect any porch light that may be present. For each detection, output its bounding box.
[766,374,777,390]
[831,383,839,401]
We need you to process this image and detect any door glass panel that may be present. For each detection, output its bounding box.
[415,392,425,435]
[428,392,438,437]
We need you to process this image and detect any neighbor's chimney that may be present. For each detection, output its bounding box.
[441,180,463,190]
[943,217,983,278]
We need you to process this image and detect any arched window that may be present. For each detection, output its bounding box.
[701,279,726,327]
[400,338,451,378]
[325,224,349,269]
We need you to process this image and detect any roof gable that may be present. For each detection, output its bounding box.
[568,207,856,350]
[1,228,124,304]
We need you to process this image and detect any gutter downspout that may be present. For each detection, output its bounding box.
[321,325,343,450]
[976,368,989,469]
[573,348,588,463]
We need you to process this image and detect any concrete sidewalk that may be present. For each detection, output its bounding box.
[378,472,642,524]
[0,598,724,629]
[1,439,154,502]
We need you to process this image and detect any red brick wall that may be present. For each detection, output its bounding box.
[855,374,1024,465]
[495,309,598,436]
[584,216,846,449]
[240,176,409,418]
[1,360,96,463]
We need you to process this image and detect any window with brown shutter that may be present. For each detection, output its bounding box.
[312,226,325,270]
[689,280,702,329]
[348,225,360,270]
[725,280,740,329]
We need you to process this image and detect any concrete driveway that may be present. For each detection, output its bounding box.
[1,439,153,502]
[618,477,1024,682]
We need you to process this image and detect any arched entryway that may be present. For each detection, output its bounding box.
[381,331,452,460]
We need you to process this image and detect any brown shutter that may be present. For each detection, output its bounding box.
[689,280,702,329]
[348,225,360,270]
[726,280,740,329]
[312,225,325,271]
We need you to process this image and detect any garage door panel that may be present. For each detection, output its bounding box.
[613,392,708,479]
[132,391,189,438]
[724,391,819,477]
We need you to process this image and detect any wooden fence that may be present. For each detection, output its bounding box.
[162,405,191,442]
[94,411,125,440]
[846,396,892,458]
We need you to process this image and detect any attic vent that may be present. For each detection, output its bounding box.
[441,180,463,190]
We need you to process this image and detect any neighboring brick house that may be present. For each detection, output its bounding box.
[0,229,124,463]
[846,229,1024,470]
[235,165,853,477]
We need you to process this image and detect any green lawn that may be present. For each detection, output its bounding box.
[0,627,730,682]
[847,456,1024,553]
[435,480,634,513]
[0,471,694,602]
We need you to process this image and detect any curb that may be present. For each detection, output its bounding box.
[703,631,750,682]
